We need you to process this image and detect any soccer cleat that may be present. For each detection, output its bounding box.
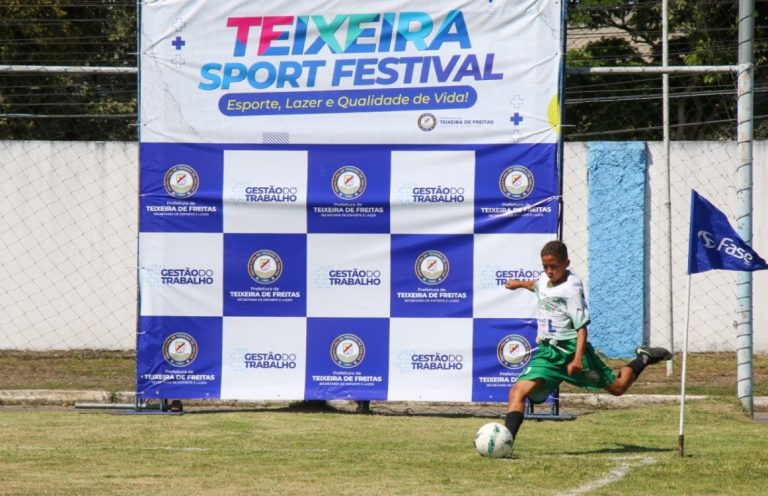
[636,345,672,365]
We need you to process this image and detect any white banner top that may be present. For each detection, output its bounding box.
[140,0,562,145]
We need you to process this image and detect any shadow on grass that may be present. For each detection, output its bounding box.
[170,400,364,416]
[180,406,488,418]
[147,404,502,419]
[104,399,581,419]
[558,444,672,455]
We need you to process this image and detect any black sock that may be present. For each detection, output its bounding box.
[626,355,648,378]
[505,411,524,439]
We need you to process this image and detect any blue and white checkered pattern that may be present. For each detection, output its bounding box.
[137,143,557,402]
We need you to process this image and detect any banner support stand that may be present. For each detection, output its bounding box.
[524,388,576,421]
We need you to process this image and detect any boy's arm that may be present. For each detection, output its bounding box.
[566,326,587,376]
[504,278,536,291]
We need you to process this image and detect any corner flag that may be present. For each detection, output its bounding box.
[688,190,768,274]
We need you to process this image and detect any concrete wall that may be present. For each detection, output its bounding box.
[0,140,765,353]
[0,141,138,350]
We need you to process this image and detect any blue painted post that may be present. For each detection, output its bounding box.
[586,142,647,358]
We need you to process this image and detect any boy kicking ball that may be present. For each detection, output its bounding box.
[504,240,672,441]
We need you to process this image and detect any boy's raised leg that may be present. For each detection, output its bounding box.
[605,345,672,396]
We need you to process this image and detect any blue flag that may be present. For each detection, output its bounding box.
[688,190,768,274]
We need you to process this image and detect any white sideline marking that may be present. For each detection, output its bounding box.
[555,456,656,496]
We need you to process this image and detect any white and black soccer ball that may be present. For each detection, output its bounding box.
[474,422,514,458]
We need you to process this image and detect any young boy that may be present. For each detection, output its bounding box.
[503,240,671,440]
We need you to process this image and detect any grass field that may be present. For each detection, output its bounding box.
[0,399,766,495]
[1,350,766,397]
[0,351,766,494]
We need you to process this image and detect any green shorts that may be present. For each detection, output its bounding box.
[517,338,616,403]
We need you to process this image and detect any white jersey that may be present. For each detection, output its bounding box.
[533,271,590,341]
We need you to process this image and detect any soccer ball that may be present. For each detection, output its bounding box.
[474,422,514,458]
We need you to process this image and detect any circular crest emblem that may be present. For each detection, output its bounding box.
[163,164,199,199]
[415,250,449,285]
[330,334,365,368]
[499,165,534,200]
[417,113,437,132]
[332,166,367,200]
[163,332,198,367]
[496,334,533,370]
[248,250,283,284]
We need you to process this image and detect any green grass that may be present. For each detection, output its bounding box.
[1,350,766,397]
[0,350,134,391]
[0,399,765,495]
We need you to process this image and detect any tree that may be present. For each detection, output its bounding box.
[565,0,768,140]
[0,1,137,141]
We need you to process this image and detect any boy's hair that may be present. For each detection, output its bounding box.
[541,240,568,261]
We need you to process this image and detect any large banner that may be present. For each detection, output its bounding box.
[138,0,563,402]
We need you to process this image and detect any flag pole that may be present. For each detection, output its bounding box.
[677,273,692,457]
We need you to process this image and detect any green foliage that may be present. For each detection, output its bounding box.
[0,1,137,140]
[566,0,768,140]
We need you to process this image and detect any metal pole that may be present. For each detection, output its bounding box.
[0,64,136,74]
[566,65,738,75]
[736,0,755,417]
[662,0,674,377]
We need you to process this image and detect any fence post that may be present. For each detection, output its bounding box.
[736,0,755,417]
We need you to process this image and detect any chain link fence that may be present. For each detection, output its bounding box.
[0,141,137,350]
